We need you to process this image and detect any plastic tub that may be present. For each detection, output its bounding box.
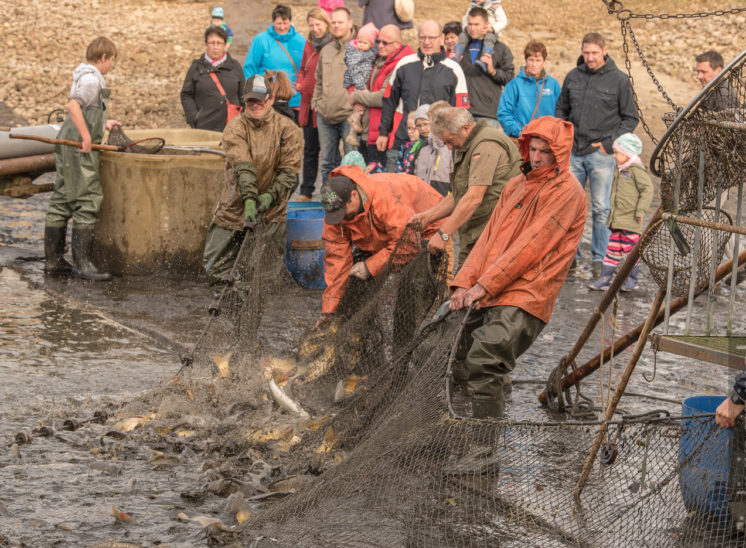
[285,202,326,289]
[679,395,732,517]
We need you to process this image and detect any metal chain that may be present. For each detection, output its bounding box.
[601,0,746,20]
[619,20,659,145]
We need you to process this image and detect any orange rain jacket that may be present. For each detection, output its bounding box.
[451,116,587,323]
[322,165,445,314]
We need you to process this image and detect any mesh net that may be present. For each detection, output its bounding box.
[641,207,733,297]
[106,125,165,154]
[651,51,746,212]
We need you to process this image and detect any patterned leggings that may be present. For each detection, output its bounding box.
[602,229,640,268]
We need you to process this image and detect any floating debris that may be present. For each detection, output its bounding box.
[111,506,135,523]
[212,351,233,378]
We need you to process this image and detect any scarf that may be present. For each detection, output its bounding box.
[613,143,642,172]
[311,31,332,52]
[204,52,227,67]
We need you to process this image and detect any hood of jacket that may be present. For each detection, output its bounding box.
[72,63,106,89]
[518,116,574,180]
[267,24,300,42]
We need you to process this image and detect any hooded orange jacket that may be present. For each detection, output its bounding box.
[451,116,587,323]
[322,165,445,314]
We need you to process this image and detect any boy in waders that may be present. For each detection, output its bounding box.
[44,36,121,281]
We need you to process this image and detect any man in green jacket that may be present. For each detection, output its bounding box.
[409,106,521,269]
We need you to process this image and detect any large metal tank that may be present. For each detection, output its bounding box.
[94,128,224,276]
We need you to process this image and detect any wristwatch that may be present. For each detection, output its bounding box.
[437,229,450,242]
[730,390,745,406]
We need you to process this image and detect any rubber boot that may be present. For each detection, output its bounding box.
[588,263,616,291]
[475,46,494,72]
[621,264,639,292]
[44,226,72,276]
[71,226,111,281]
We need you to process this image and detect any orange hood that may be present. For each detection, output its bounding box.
[517,116,575,180]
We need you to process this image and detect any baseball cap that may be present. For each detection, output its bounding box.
[321,176,356,225]
[212,7,224,18]
[243,74,271,102]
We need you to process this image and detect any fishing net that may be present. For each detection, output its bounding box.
[106,125,165,154]
[640,207,733,297]
[651,50,746,212]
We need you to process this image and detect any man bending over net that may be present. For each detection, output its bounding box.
[316,165,446,329]
[448,116,586,418]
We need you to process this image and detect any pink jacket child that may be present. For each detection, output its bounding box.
[317,0,346,16]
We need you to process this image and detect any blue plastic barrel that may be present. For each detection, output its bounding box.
[285,202,326,289]
[679,395,732,518]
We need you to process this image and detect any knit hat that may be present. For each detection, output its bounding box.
[613,133,643,157]
[356,23,379,43]
[341,151,366,170]
[211,6,224,18]
[413,104,430,122]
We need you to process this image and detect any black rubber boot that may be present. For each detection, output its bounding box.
[71,226,111,281]
[44,226,73,276]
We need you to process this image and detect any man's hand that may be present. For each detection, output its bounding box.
[257,193,273,213]
[407,212,429,229]
[295,82,302,91]
[105,119,121,132]
[244,199,257,224]
[376,135,388,152]
[591,142,607,154]
[349,261,371,280]
[313,313,334,331]
[426,234,446,254]
[79,134,92,153]
[716,397,744,428]
[354,103,365,115]
[450,284,487,310]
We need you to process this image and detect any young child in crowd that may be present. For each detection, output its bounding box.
[395,109,426,174]
[210,7,234,50]
[317,0,346,17]
[44,37,121,282]
[343,23,378,146]
[588,133,654,292]
[453,0,507,71]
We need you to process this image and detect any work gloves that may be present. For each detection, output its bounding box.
[257,192,274,213]
[244,199,257,224]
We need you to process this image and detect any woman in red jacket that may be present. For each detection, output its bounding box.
[296,7,332,200]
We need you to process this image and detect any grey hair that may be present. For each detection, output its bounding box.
[431,107,474,137]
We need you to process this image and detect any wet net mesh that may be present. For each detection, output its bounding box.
[643,49,746,297]
[106,125,166,154]
[121,225,743,547]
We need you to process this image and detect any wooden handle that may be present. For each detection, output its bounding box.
[9,133,119,151]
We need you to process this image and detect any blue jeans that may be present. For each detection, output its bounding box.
[570,150,615,263]
[317,116,352,184]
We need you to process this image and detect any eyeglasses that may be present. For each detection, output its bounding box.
[418,35,440,42]
[377,39,396,46]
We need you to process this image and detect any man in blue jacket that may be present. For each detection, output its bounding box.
[497,40,560,138]
[243,4,305,113]
[555,32,638,276]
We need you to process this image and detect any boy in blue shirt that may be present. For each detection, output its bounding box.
[211,7,234,50]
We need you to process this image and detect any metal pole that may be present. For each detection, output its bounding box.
[573,291,666,501]
[707,189,722,335]
[664,136,686,335]
[685,151,705,335]
[728,182,744,335]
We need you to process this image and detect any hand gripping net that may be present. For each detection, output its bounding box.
[106,125,165,154]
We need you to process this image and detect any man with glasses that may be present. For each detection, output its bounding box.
[376,20,469,172]
[351,25,414,166]
[409,106,521,270]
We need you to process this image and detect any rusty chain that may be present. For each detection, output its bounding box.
[601,0,746,145]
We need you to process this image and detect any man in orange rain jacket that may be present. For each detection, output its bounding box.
[448,115,587,418]
[316,164,445,327]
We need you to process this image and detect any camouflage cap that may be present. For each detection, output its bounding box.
[320,176,355,225]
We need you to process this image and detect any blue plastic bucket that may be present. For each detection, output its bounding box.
[285,202,326,289]
[679,395,732,517]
